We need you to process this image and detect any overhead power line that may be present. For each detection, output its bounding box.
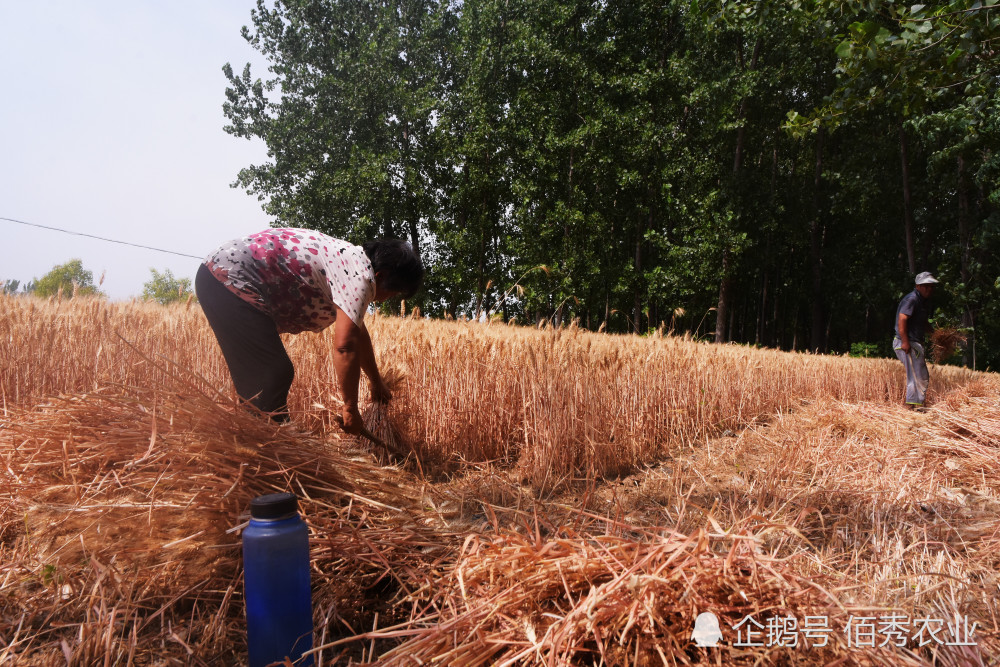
[0,216,203,260]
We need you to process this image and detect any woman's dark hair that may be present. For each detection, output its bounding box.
[362,239,424,299]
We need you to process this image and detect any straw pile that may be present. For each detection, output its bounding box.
[0,368,459,664]
[363,525,848,666]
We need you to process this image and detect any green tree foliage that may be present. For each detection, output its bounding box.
[141,269,193,305]
[224,0,1000,368]
[223,0,450,259]
[793,0,1000,366]
[33,260,103,298]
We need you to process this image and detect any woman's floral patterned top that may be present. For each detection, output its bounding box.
[203,228,375,333]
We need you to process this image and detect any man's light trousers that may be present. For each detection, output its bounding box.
[893,337,929,406]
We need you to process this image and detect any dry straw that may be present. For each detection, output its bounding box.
[931,327,969,364]
[0,363,457,664]
[353,524,850,666]
[345,381,1000,666]
[0,294,983,489]
[1,294,998,664]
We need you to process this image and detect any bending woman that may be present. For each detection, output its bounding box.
[195,228,423,432]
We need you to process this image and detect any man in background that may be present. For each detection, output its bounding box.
[893,272,939,409]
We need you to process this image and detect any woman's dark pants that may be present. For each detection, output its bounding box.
[195,264,294,421]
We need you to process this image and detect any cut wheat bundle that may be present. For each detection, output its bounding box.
[319,361,425,474]
[685,385,1000,656]
[931,327,969,364]
[360,402,408,458]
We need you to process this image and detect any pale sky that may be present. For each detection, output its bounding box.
[1,2,274,300]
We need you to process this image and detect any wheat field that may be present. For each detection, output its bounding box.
[1,294,997,665]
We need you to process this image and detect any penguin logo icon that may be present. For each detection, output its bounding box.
[691,612,723,647]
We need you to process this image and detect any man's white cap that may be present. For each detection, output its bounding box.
[915,272,939,285]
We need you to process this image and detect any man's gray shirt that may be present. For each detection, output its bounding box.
[895,289,930,343]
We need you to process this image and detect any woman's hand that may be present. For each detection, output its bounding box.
[339,404,364,435]
[370,376,393,403]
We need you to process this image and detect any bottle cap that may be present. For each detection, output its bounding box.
[250,492,298,520]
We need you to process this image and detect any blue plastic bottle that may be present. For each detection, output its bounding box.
[243,492,314,667]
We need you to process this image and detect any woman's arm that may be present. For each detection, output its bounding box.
[332,308,391,434]
[333,306,364,433]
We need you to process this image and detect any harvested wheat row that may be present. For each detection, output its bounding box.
[330,379,1000,666]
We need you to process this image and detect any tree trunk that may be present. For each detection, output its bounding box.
[900,123,916,276]
[758,142,778,346]
[791,303,799,351]
[729,294,737,342]
[402,119,422,261]
[633,231,643,334]
[958,155,975,368]
[810,127,826,353]
[715,249,733,343]
[716,36,762,344]
[772,264,781,348]
[757,234,770,346]
[633,209,647,334]
[476,224,486,319]
[407,218,421,262]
